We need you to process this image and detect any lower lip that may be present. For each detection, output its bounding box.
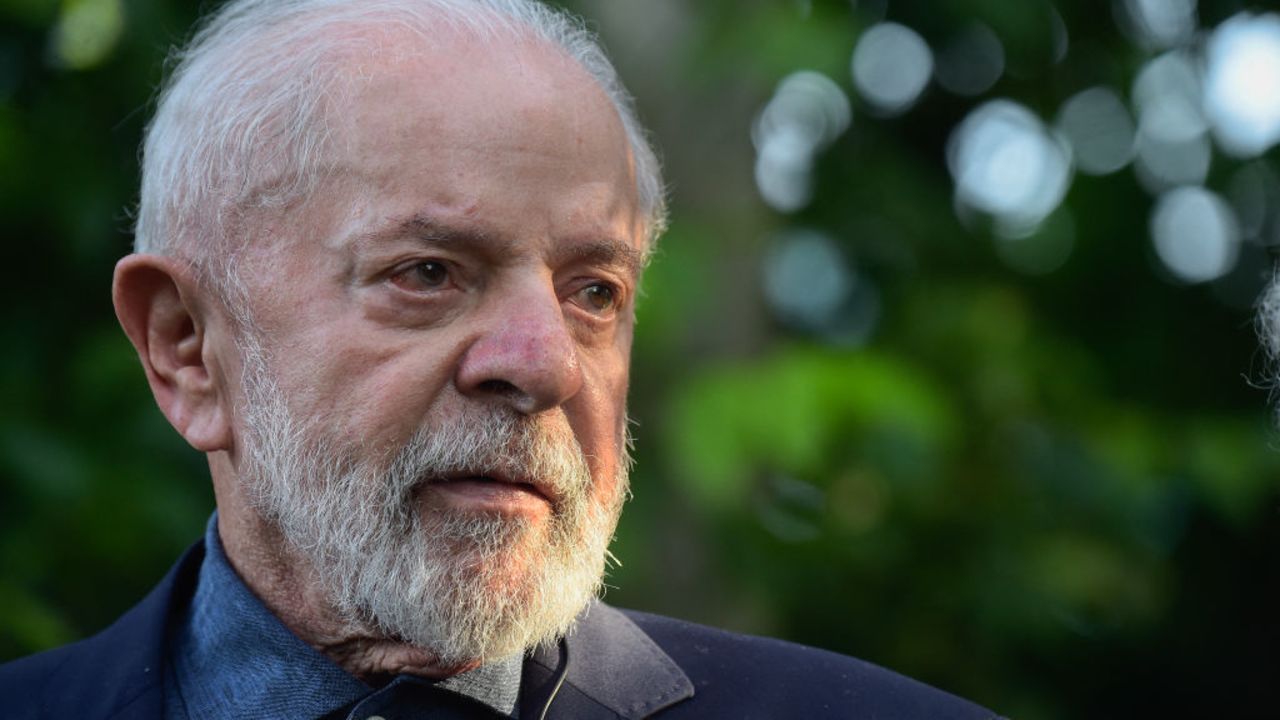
[426,478,551,515]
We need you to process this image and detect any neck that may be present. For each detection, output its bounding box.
[209,454,478,680]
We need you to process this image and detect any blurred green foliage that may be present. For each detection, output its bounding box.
[1,1,1277,718]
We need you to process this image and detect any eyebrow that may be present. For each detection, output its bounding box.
[392,214,509,253]
[361,212,646,278]
[554,238,647,279]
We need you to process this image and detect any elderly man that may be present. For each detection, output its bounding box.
[1,1,997,718]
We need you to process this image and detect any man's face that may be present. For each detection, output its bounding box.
[222,34,643,663]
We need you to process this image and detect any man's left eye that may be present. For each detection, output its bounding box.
[577,283,617,313]
[413,261,449,287]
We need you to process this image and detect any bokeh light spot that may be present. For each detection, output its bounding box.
[755,129,816,214]
[1134,132,1211,193]
[1116,0,1198,49]
[1133,51,1206,144]
[934,23,1005,97]
[1130,51,1212,193]
[753,71,851,212]
[852,22,933,116]
[760,229,880,346]
[51,0,124,70]
[1150,186,1240,283]
[947,99,1073,237]
[1056,86,1136,176]
[753,71,852,152]
[763,229,851,329]
[1204,12,1280,157]
[1049,5,1070,65]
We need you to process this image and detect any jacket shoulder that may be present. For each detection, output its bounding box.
[0,642,77,716]
[0,542,204,719]
[0,623,165,720]
[620,608,999,720]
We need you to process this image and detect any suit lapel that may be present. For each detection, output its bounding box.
[522,601,694,719]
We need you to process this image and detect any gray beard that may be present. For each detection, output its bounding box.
[234,332,627,667]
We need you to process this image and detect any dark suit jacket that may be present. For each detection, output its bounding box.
[0,542,998,719]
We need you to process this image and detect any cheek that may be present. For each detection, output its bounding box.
[609,330,634,440]
[569,352,631,489]
[267,324,460,449]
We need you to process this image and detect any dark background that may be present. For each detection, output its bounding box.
[2,1,1278,717]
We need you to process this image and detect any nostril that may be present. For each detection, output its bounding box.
[477,379,521,399]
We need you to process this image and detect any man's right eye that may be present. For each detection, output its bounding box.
[391,260,451,292]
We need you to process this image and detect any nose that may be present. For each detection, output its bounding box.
[455,280,584,415]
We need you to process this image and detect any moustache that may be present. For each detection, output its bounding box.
[379,407,594,513]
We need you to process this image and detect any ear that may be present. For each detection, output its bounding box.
[113,254,232,452]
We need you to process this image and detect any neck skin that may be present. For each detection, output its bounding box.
[208,452,479,680]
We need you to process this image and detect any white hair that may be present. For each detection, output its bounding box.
[1258,273,1280,398]
[135,0,665,276]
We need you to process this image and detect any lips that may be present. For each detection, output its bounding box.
[430,471,555,505]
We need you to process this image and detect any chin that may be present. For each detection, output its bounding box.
[347,505,605,665]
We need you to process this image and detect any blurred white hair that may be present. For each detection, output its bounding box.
[1258,274,1280,392]
[135,0,665,278]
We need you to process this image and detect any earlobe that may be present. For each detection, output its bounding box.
[113,254,232,452]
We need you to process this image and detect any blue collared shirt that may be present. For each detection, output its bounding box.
[163,514,522,720]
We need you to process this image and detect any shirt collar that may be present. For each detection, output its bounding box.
[166,513,522,719]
